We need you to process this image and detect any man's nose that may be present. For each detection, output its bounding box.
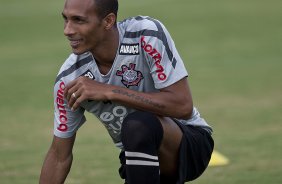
[64,22,75,36]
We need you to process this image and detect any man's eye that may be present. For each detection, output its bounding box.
[62,14,68,22]
[73,17,85,23]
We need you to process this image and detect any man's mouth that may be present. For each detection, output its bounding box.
[68,39,82,48]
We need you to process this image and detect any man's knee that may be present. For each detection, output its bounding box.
[121,111,163,151]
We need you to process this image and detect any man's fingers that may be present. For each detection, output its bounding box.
[69,95,84,111]
[71,97,83,111]
[64,76,85,99]
[65,82,80,102]
[68,88,84,111]
[66,88,75,102]
[63,76,92,110]
[67,91,77,108]
[64,80,77,99]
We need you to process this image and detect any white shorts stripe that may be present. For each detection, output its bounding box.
[125,151,158,160]
[126,160,159,166]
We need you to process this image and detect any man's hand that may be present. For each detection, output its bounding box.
[64,76,110,111]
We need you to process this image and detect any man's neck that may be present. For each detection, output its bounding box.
[90,26,119,75]
[92,27,119,68]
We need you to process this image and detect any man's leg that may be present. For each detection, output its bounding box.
[157,116,183,183]
[121,111,183,184]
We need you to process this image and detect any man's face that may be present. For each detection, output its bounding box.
[62,0,104,54]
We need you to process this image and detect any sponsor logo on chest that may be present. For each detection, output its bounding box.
[119,43,139,55]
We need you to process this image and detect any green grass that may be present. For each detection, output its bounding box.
[0,0,282,183]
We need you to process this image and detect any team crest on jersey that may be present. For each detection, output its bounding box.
[116,63,143,88]
[119,43,139,55]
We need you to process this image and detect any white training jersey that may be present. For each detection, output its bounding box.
[53,16,212,149]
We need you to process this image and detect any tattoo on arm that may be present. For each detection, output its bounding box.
[112,89,165,109]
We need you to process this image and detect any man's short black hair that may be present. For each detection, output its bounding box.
[94,0,118,19]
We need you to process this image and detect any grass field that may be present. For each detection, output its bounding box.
[0,0,282,183]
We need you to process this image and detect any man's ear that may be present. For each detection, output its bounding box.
[103,13,116,30]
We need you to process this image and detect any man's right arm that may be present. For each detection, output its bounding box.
[39,134,76,184]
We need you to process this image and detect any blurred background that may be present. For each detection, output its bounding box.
[0,0,281,183]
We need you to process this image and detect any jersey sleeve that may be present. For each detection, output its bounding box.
[140,19,188,89]
[53,79,86,138]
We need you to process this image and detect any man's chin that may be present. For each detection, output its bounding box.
[72,48,88,55]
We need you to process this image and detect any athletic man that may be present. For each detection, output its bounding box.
[39,0,214,183]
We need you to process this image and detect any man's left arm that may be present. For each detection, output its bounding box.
[64,76,193,119]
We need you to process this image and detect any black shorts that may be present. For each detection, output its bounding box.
[175,122,214,183]
[118,123,214,184]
